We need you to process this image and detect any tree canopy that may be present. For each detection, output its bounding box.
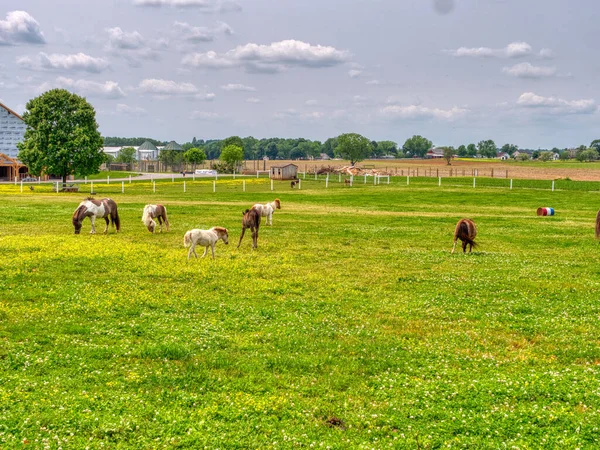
[18,89,105,185]
[402,135,432,158]
[336,133,372,165]
[114,147,136,164]
[184,147,206,169]
[477,140,497,158]
[220,144,244,169]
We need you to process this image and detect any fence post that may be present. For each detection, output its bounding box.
[153,181,156,193]
[233,170,236,180]
[271,179,274,191]
[407,175,410,185]
[107,176,110,184]
[193,173,195,181]
[552,180,555,192]
[387,176,390,185]
[326,177,329,188]
[243,180,246,192]
[510,179,513,190]
[299,179,301,190]
[473,177,476,188]
[373,175,377,185]
[338,173,341,182]
[257,171,259,179]
[303,171,306,180]
[184,180,186,193]
[213,180,216,193]
[350,175,353,186]
[84,176,87,184]
[439,176,441,187]
[91,181,93,193]
[172,175,174,182]
[364,174,367,184]
[315,172,317,181]
[56,181,59,193]
[129,175,132,183]
[20,180,23,193]
[121,181,124,193]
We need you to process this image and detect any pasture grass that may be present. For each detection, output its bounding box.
[1,178,600,449]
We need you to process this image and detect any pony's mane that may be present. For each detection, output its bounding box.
[212,226,228,234]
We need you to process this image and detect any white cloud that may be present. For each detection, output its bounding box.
[191,110,221,119]
[503,62,557,79]
[138,78,198,95]
[539,48,555,59]
[0,11,45,45]
[348,69,362,78]
[104,28,165,62]
[134,0,241,12]
[448,41,535,58]
[366,79,381,85]
[116,103,147,116]
[173,21,233,43]
[17,52,109,73]
[196,92,216,101]
[106,27,146,50]
[275,109,324,120]
[38,77,125,99]
[505,41,532,58]
[220,83,256,91]
[517,92,597,114]
[381,104,468,120]
[183,39,350,72]
[246,97,260,103]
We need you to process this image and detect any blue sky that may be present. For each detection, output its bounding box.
[1,0,599,148]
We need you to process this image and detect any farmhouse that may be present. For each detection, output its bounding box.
[497,151,510,160]
[425,148,445,158]
[270,163,298,180]
[0,102,28,181]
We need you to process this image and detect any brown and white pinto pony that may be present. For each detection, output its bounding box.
[252,198,281,226]
[142,204,170,233]
[72,198,120,235]
[237,207,261,249]
[183,227,229,259]
[452,218,477,253]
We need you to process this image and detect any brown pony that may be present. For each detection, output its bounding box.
[595,211,600,238]
[72,198,120,235]
[142,204,170,233]
[290,179,300,188]
[452,218,477,253]
[237,207,261,249]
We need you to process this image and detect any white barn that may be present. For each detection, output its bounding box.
[0,102,26,159]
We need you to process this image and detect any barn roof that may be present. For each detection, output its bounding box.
[138,141,158,151]
[163,140,183,151]
[0,102,24,121]
[271,163,298,168]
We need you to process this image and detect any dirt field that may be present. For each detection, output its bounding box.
[246,158,600,181]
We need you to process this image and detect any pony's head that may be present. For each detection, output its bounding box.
[72,205,86,234]
[274,198,281,209]
[214,226,229,245]
[147,220,156,233]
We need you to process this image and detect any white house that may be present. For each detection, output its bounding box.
[0,102,26,159]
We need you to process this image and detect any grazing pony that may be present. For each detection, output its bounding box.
[252,198,281,226]
[72,198,120,235]
[452,219,477,253]
[142,204,170,233]
[290,179,300,188]
[183,227,229,259]
[237,207,261,249]
[344,178,351,186]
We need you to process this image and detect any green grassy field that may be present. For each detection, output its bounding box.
[1,178,600,448]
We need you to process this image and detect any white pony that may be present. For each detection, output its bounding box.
[183,227,229,259]
[142,204,169,233]
[252,198,281,226]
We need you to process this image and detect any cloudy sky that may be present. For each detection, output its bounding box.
[1,0,599,148]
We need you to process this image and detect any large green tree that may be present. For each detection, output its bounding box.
[377,140,398,156]
[466,143,477,157]
[402,135,432,158]
[220,144,244,169]
[477,140,497,158]
[221,136,244,150]
[501,143,519,156]
[590,139,600,152]
[18,89,105,185]
[337,133,371,165]
[184,147,206,170]
[457,145,468,157]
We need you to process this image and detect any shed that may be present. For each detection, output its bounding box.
[270,163,298,180]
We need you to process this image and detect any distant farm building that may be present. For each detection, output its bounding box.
[425,148,445,158]
[0,102,27,181]
[270,164,298,180]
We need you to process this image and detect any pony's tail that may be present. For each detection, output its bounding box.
[595,210,600,239]
[112,210,121,231]
[183,231,192,247]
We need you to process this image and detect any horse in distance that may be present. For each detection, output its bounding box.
[184,227,229,259]
[237,207,261,249]
[142,204,170,233]
[72,198,120,235]
[452,219,477,253]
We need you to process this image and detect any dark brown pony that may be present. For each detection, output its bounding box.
[452,218,477,253]
[596,211,600,239]
[72,198,120,235]
[290,179,300,188]
[237,207,261,249]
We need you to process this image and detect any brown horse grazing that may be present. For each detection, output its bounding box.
[142,204,170,233]
[452,218,477,253]
[290,179,300,188]
[237,207,261,249]
[595,211,600,238]
[72,198,120,235]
